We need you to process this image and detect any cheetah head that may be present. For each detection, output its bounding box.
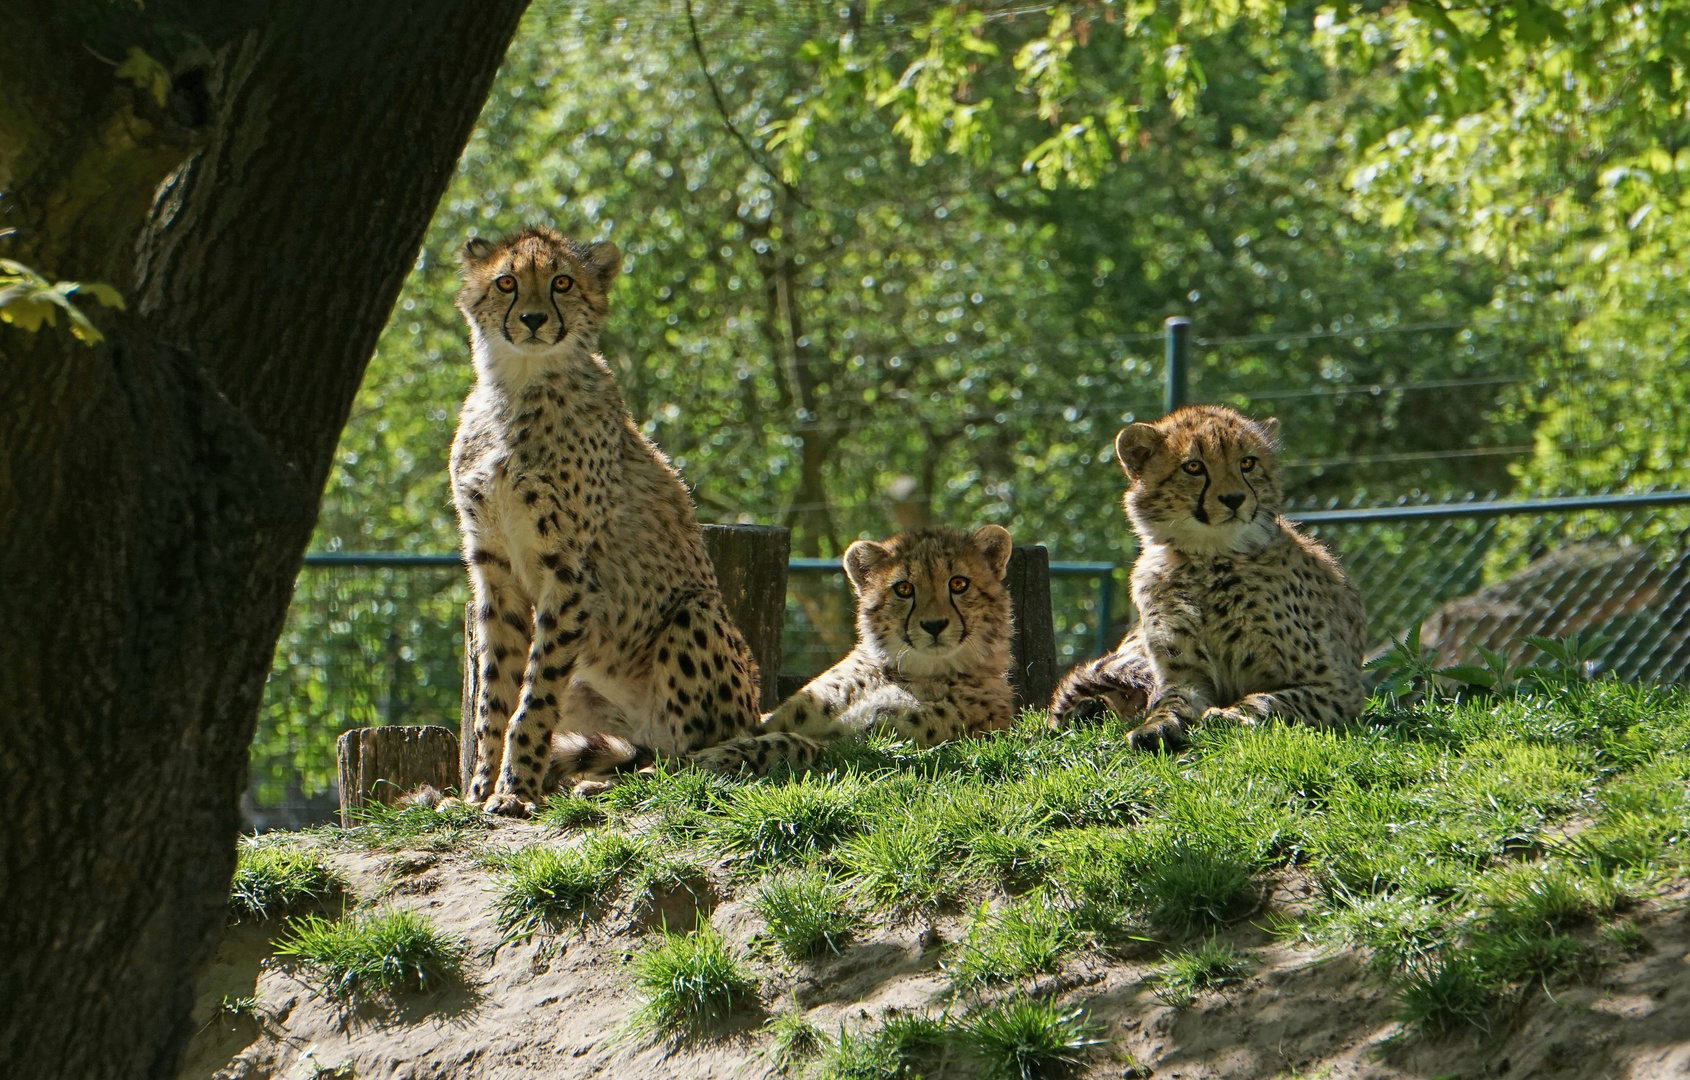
[455,227,620,371]
[843,525,1014,677]
[1115,404,1284,556]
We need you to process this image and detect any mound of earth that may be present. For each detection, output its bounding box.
[178,820,1690,1080]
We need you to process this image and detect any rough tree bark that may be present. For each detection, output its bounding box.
[0,3,528,1076]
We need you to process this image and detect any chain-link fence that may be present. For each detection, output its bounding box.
[248,490,1690,826]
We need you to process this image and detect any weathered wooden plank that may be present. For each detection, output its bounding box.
[701,523,791,711]
[1005,545,1057,712]
[337,725,459,827]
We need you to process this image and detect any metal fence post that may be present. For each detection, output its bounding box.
[1095,570,1115,658]
[1164,315,1191,415]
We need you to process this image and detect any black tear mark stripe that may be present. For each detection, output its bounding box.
[1240,468,1260,520]
[1194,470,1211,523]
[500,287,519,343]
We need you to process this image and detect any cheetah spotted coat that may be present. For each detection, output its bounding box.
[1050,405,1366,749]
[450,228,821,814]
[693,525,1017,768]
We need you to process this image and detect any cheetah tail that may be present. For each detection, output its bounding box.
[544,731,656,793]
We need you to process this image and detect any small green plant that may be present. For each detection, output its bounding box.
[333,798,492,850]
[759,1010,826,1075]
[227,843,346,922]
[535,797,609,830]
[839,819,956,918]
[708,778,864,869]
[1599,920,1646,953]
[1479,861,1620,934]
[950,897,1081,987]
[0,253,124,345]
[1518,631,1608,687]
[963,997,1104,1080]
[811,1012,954,1080]
[1394,954,1493,1033]
[275,909,465,998]
[753,869,862,959]
[1153,939,1248,1007]
[491,834,650,936]
[1137,843,1256,931]
[627,923,760,1044]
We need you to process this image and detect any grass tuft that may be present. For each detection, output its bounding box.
[811,1012,953,1080]
[1153,939,1248,1007]
[708,778,864,869]
[753,868,862,959]
[1138,842,1256,931]
[228,842,346,922]
[275,908,464,997]
[950,896,1082,987]
[534,797,610,831]
[331,798,492,851]
[759,1010,826,1075]
[627,923,760,1043]
[963,997,1104,1080]
[838,819,956,919]
[1394,954,1493,1033]
[490,834,650,936]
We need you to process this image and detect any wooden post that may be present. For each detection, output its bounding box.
[702,524,791,711]
[337,725,459,827]
[1005,545,1057,713]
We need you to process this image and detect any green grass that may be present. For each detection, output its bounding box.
[227,841,346,922]
[707,776,866,869]
[809,1012,954,1080]
[274,908,465,997]
[752,868,862,959]
[627,923,760,1043]
[950,896,1083,987]
[281,670,1690,1045]
[490,833,650,936]
[1154,939,1249,1007]
[964,998,1104,1080]
[759,1009,826,1074]
[324,798,493,851]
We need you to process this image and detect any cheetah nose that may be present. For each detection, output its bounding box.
[1219,493,1246,512]
[519,312,549,331]
[919,618,949,639]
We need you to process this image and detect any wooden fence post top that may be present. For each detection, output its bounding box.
[338,724,459,828]
[1005,544,1057,714]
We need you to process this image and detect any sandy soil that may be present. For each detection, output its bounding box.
[177,822,1690,1080]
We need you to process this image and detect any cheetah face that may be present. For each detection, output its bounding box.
[844,525,1014,677]
[456,228,620,362]
[1115,405,1284,555]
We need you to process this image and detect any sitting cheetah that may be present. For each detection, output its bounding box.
[450,227,821,815]
[692,525,1017,770]
[1050,405,1366,749]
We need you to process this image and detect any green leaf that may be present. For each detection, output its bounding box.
[116,46,171,107]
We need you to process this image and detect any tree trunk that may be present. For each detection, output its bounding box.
[0,3,528,1076]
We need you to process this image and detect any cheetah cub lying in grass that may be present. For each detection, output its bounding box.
[450,227,818,815]
[693,525,1016,767]
[1050,404,1366,749]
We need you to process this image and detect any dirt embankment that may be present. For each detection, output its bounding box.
[179,824,1690,1080]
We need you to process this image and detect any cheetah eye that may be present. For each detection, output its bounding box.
[1181,460,1205,476]
[1239,456,1258,473]
[949,575,969,594]
[552,274,574,293]
[892,581,915,599]
[494,275,516,293]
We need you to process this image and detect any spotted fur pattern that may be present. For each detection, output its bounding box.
[1050,405,1367,749]
[450,227,819,815]
[692,525,1016,771]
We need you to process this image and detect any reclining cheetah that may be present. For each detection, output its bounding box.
[1050,405,1366,748]
[450,227,820,814]
[692,525,1017,770]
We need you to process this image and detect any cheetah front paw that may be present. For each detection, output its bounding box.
[1050,696,1114,730]
[1126,712,1188,752]
[483,792,537,818]
[688,746,751,777]
[1200,705,1259,728]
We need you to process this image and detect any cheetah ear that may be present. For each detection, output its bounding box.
[584,241,622,291]
[1259,416,1281,442]
[1115,423,1164,481]
[458,236,496,265]
[843,539,892,594]
[972,524,1013,580]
